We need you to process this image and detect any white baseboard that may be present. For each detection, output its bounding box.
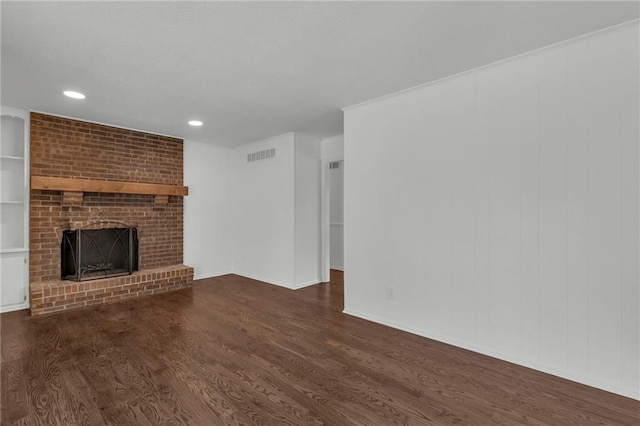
[342,307,640,401]
[0,301,29,314]
[192,271,233,281]
[193,270,321,291]
[231,272,296,289]
[291,279,321,289]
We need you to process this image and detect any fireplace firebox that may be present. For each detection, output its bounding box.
[61,227,138,281]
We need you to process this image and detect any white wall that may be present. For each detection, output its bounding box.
[231,133,296,287]
[186,132,322,289]
[343,22,639,399]
[184,140,233,279]
[294,134,321,287]
[329,160,344,270]
[321,134,344,161]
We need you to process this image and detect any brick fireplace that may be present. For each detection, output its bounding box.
[29,113,193,315]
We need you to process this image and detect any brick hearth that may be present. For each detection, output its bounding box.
[29,113,192,315]
[30,265,192,316]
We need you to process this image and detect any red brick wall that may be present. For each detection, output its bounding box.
[30,113,183,184]
[30,113,185,285]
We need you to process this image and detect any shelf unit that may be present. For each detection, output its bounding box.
[1,106,29,312]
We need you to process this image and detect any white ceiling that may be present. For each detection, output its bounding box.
[2,1,638,147]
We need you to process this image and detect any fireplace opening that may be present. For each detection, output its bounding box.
[61,227,138,281]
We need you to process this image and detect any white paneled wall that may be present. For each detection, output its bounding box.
[344,21,639,399]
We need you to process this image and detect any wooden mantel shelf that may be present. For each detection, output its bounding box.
[31,176,188,205]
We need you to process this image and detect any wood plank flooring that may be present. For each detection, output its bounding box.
[1,270,639,425]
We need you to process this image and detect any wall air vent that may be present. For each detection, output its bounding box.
[247,148,276,163]
[329,161,341,169]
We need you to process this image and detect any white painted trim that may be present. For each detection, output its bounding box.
[1,106,27,119]
[343,308,640,401]
[343,18,640,112]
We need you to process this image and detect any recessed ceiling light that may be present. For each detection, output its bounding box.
[63,90,86,99]
[188,120,203,127]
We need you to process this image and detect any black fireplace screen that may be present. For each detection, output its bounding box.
[61,227,138,282]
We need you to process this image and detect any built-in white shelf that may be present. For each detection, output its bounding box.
[1,247,28,253]
[1,107,29,312]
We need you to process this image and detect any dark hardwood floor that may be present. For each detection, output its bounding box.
[1,270,639,425]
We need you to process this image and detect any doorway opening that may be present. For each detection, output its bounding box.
[321,159,344,283]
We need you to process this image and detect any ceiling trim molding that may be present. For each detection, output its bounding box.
[342,17,640,113]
